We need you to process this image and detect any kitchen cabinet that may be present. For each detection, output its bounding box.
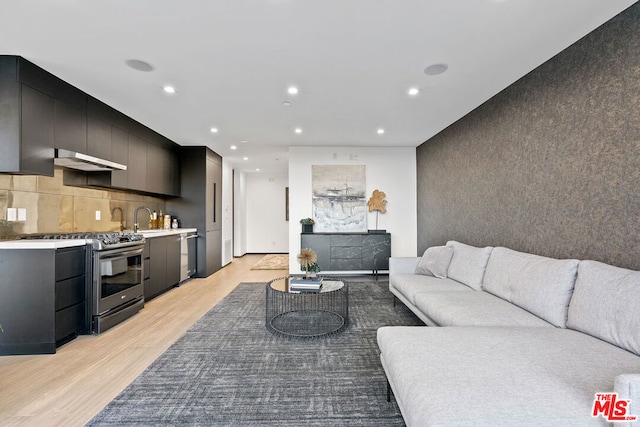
[146,142,179,196]
[54,100,87,153]
[87,114,112,161]
[126,134,148,191]
[144,234,181,301]
[0,245,88,355]
[166,146,222,278]
[0,60,55,176]
[20,85,55,176]
[1,55,92,176]
[300,232,391,273]
[110,125,129,188]
[1,55,181,195]
[54,246,88,344]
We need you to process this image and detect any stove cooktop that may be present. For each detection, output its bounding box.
[23,232,144,250]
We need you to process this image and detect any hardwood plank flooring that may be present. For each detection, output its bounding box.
[0,254,286,427]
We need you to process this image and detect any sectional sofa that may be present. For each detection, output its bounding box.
[378,241,640,426]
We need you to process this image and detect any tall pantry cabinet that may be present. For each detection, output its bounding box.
[167,146,222,277]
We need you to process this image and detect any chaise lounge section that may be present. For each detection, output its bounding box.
[378,241,640,426]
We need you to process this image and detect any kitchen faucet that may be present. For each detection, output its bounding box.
[133,206,152,233]
[111,206,125,231]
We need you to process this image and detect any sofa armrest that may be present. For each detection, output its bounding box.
[614,374,640,426]
[389,257,420,275]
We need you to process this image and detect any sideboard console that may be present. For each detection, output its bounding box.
[300,232,391,274]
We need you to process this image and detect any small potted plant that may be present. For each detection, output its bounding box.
[299,218,315,233]
[298,248,320,279]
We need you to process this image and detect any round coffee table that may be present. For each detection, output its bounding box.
[265,276,349,338]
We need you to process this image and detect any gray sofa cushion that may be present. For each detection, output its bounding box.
[415,245,453,278]
[568,260,640,356]
[390,273,472,305]
[446,241,493,290]
[413,290,553,327]
[378,326,640,427]
[482,247,579,328]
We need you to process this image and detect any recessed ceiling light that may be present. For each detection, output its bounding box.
[408,87,420,96]
[124,59,155,72]
[230,145,237,150]
[282,101,292,107]
[243,157,249,161]
[424,63,448,76]
[377,128,385,135]
[210,127,218,133]
[287,86,299,95]
[295,128,302,134]
[240,140,248,144]
[256,168,260,172]
[163,85,176,94]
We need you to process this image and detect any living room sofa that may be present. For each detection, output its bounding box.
[378,241,640,426]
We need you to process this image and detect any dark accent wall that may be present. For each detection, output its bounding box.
[416,3,640,270]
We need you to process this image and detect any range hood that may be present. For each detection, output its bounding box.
[54,149,127,172]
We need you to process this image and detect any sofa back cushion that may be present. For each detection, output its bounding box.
[483,247,579,328]
[567,260,640,356]
[415,245,454,278]
[445,241,493,290]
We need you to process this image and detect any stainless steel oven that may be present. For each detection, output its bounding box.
[92,244,144,333]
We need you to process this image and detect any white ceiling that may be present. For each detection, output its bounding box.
[1,0,637,174]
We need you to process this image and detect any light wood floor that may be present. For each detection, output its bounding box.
[0,254,286,427]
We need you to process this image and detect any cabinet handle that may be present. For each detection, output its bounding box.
[213,182,217,223]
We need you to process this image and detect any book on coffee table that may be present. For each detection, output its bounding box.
[289,277,323,293]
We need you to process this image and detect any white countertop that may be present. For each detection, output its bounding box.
[0,228,198,249]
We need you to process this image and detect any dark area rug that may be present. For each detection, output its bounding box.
[87,279,422,426]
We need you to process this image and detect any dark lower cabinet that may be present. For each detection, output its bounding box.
[0,245,88,355]
[145,235,181,301]
[300,232,391,273]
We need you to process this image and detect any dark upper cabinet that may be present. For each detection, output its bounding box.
[87,115,112,161]
[20,85,55,176]
[110,125,128,188]
[54,100,87,153]
[0,57,55,175]
[127,134,147,191]
[0,55,180,195]
[147,141,180,197]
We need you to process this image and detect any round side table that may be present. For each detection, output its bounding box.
[265,276,349,338]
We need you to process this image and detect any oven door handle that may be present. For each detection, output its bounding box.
[99,249,143,261]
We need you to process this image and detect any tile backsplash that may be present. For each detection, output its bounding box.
[0,167,167,239]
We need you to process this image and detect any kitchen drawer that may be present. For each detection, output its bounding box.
[331,235,361,247]
[331,258,362,270]
[55,246,86,281]
[331,246,361,259]
[55,302,85,342]
[55,275,85,310]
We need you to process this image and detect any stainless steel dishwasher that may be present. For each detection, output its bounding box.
[180,232,198,282]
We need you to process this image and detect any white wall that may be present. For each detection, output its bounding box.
[288,146,417,273]
[221,159,234,266]
[245,172,289,253]
[233,170,247,257]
